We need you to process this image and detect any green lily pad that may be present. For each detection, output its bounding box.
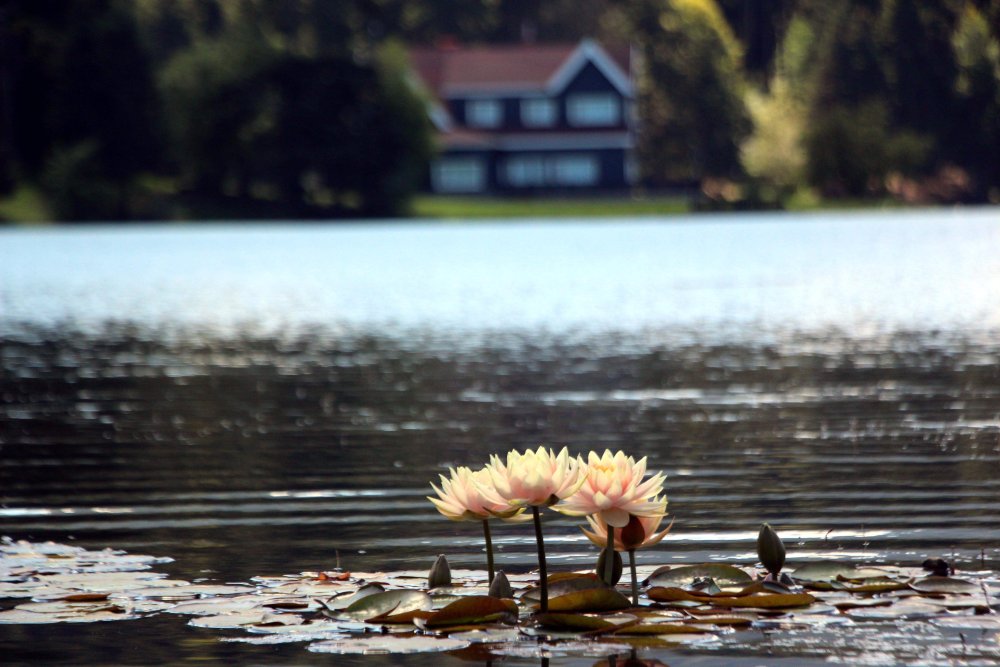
[533,612,636,632]
[546,586,631,613]
[613,622,711,635]
[307,634,471,654]
[340,590,432,622]
[645,564,752,588]
[421,596,517,628]
[790,562,850,582]
[520,574,605,602]
[320,583,385,612]
[189,611,302,629]
[709,592,816,609]
[909,576,979,595]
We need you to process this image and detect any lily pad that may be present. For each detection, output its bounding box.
[613,622,711,635]
[645,564,752,588]
[421,596,517,628]
[340,590,432,622]
[533,612,636,632]
[909,576,979,595]
[546,586,631,613]
[307,634,471,654]
[189,611,292,629]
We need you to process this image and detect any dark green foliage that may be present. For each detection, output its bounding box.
[627,0,751,185]
[159,33,432,217]
[3,0,163,219]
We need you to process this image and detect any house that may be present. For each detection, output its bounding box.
[408,39,636,194]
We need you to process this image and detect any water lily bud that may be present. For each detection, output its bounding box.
[596,548,623,586]
[488,570,513,599]
[757,523,786,575]
[620,514,647,551]
[428,554,452,589]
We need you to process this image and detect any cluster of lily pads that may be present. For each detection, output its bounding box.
[428,447,672,608]
[2,536,1000,659]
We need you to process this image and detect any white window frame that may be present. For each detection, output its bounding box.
[520,98,557,128]
[566,93,620,127]
[431,157,486,193]
[465,99,503,128]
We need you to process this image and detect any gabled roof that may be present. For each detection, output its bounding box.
[409,39,632,99]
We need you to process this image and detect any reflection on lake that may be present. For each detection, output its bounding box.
[1,209,1000,664]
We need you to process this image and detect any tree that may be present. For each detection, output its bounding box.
[951,2,1000,199]
[159,31,432,217]
[626,0,751,186]
[3,0,163,219]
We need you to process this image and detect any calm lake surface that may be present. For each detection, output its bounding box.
[2,207,1000,664]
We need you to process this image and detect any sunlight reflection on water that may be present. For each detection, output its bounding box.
[2,210,1000,665]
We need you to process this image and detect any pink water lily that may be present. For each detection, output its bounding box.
[556,449,666,527]
[478,446,586,613]
[480,446,586,508]
[428,466,524,521]
[581,497,672,551]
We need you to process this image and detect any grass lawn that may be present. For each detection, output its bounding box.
[411,194,692,219]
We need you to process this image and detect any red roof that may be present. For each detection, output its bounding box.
[409,41,631,97]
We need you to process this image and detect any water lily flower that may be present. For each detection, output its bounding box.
[581,499,672,605]
[479,446,587,508]
[557,449,665,595]
[427,466,524,584]
[555,450,666,527]
[478,446,586,612]
[580,497,672,551]
[428,466,524,521]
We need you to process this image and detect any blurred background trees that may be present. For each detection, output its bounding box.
[0,0,998,221]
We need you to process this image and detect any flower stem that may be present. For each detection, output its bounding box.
[628,549,638,606]
[482,519,495,584]
[604,523,616,587]
[532,506,548,612]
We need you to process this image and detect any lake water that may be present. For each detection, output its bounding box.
[2,207,1000,664]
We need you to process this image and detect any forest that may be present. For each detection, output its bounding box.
[1,0,998,220]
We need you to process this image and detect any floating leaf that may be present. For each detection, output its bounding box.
[684,615,755,627]
[341,590,432,622]
[546,586,631,613]
[645,564,752,588]
[613,622,711,635]
[320,583,385,612]
[447,627,522,644]
[520,574,604,602]
[129,584,256,600]
[839,578,908,593]
[931,615,1000,630]
[830,598,893,610]
[189,611,271,629]
[422,596,517,629]
[532,612,635,632]
[909,576,978,595]
[791,562,886,583]
[844,599,942,620]
[707,592,816,609]
[307,634,470,654]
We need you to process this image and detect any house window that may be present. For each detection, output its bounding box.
[466,99,502,128]
[551,154,599,186]
[432,157,486,192]
[566,93,620,126]
[505,156,546,187]
[520,98,557,127]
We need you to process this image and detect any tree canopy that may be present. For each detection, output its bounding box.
[1,0,998,220]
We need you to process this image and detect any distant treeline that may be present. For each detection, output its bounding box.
[0,0,998,221]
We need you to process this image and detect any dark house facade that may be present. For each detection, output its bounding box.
[408,39,636,194]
